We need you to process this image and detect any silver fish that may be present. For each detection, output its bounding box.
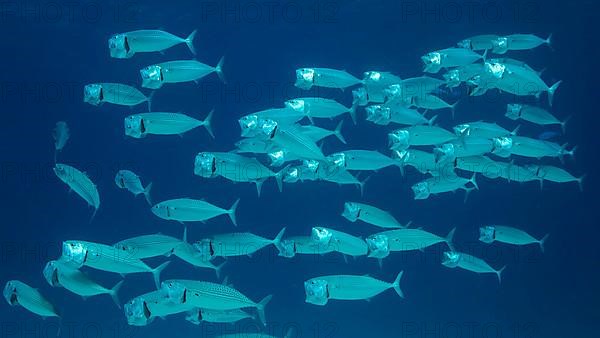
[109,29,197,59]
[84,83,151,110]
[285,97,355,123]
[194,228,286,258]
[506,104,569,132]
[311,227,368,257]
[421,48,484,73]
[113,233,182,259]
[4,280,60,318]
[53,121,70,162]
[54,163,100,220]
[115,169,153,205]
[124,111,213,138]
[412,173,478,200]
[186,307,254,324]
[304,272,404,305]
[367,228,455,259]
[140,58,225,89]
[479,225,548,252]
[442,251,506,284]
[151,198,239,225]
[327,150,400,171]
[124,290,192,326]
[342,202,407,229]
[526,164,584,191]
[295,67,362,90]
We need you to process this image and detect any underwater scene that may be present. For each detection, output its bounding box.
[1,0,599,337]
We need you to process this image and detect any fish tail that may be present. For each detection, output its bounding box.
[215,56,226,84]
[392,271,404,298]
[577,174,586,192]
[256,294,273,326]
[272,227,287,251]
[254,179,265,197]
[143,182,153,206]
[547,80,562,106]
[539,234,550,253]
[146,90,156,112]
[334,120,347,144]
[227,198,240,226]
[427,114,438,126]
[152,261,171,289]
[510,124,521,136]
[348,104,357,125]
[109,280,124,309]
[358,174,372,197]
[185,29,198,55]
[89,208,98,224]
[450,100,459,120]
[545,33,554,49]
[560,115,572,134]
[274,165,289,193]
[202,108,215,139]
[215,261,227,279]
[445,227,457,251]
[463,187,476,204]
[496,265,507,284]
[469,173,479,190]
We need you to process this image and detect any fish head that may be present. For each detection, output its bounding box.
[238,115,260,138]
[453,124,470,137]
[277,239,296,258]
[304,279,329,306]
[365,105,391,124]
[388,130,410,150]
[484,62,506,79]
[505,104,522,120]
[185,309,202,324]
[257,119,278,139]
[150,203,171,220]
[61,241,87,268]
[433,143,456,164]
[352,87,368,106]
[302,160,320,174]
[422,52,441,67]
[442,251,461,268]
[366,234,390,259]
[269,149,290,167]
[411,182,430,200]
[391,149,410,164]
[192,239,214,258]
[114,170,128,188]
[443,69,461,87]
[53,163,74,182]
[491,37,508,54]
[524,164,544,178]
[284,99,306,113]
[384,83,402,100]
[341,202,360,222]
[327,152,346,169]
[3,281,18,306]
[160,281,187,305]
[194,152,217,177]
[492,137,513,156]
[108,34,132,59]
[140,65,164,89]
[42,261,61,287]
[479,226,496,244]
[295,68,315,90]
[83,84,103,105]
[124,115,144,138]
[124,297,152,326]
[457,39,471,49]
[311,227,332,245]
[283,166,301,183]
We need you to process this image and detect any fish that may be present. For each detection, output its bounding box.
[161,279,272,326]
[479,225,549,252]
[342,202,406,229]
[270,124,327,160]
[304,272,404,306]
[297,120,346,144]
[453,121,518,139]
[526,164,585,191]
[410,94,458,116]
[311,227,368,257]
[366,228,455,259]
[362,71,403,103]
[506,136,576,160]
[194,228,286,258]
[124,290,193,326]
[53,121,69,162]
[113,233,182,259]
[185,308,255,324]
[124,110,213,139]
[505,33,552,51]
[54,163,100,220]
[42,260,123,307]
[412,173,478,200]
[434,137,495,164]
[235,138,276,154]
[506,104,569,132]
[3,280,60,318]
[171,228,225,277]
[327,150,400,171]
[239,108,305,129]
[276,236,336,258]
[151,198,239,225]
[442,63,485,88]
[365,104,435,126]
[421,48,484,73]
[140,58,225,89]
[83,83,152,110]
[389,125,457,150]
[457,34,501,51]
[194,151,285,195]
[285,97,355,123]
[392,149,444,175]
[108,29,197,59]
[60,240,170,288]
[442,251,506,284]
[295,67,362,90]
[114,170,153,205]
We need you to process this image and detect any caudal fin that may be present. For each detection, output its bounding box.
[227,198,240,226]
[469,173,479,190]
[539,234,549,253]
[256,294,273,326]
[548,80,562,106]
[215,261,226,279]
[576,174,586,192]
[348,105,357,125]
[333,120,346,144]
[152,261,171,289]
[445,227,456,251]
[427,114,438,126]
[560,115,572,134]
[496,265,507,284]
[143,182,153,206]
[109,280,124,308]
[272,227,287,251]
[392,271,404,298]
[203,109,215,138]
[185,29,198,55]
[274,165,289,193]
[215,56,226,84]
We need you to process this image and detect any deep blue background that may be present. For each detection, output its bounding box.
[1,0,599,337]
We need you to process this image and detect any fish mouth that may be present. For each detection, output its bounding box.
[9,293,18,305]
[143,301,151,319]
[140,119,146,133]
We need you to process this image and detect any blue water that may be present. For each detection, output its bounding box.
[1,0,599,337]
